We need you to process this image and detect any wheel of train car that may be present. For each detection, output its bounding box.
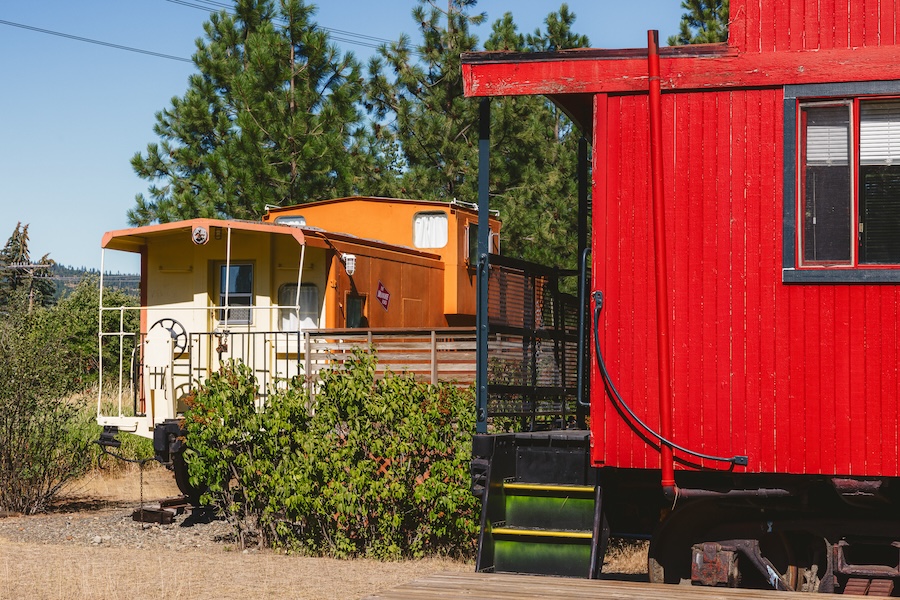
[149,318,189,359]
[172,450,205,506]
[647,500,800,591]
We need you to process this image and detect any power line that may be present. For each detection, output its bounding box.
[163,0,413,53]
[0,19,192,62]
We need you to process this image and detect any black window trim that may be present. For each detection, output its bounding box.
[783,79,900,283]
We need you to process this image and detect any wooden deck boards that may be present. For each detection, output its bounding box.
[364,571,856,599]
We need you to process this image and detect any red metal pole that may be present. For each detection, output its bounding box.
[647,30,676,492]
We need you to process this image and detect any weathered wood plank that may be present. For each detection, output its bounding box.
[364,571,847,600]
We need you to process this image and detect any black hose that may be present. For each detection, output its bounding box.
[592,290,748,467]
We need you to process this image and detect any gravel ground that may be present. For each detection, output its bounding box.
[0,466,236,552]
[0,503,236,551]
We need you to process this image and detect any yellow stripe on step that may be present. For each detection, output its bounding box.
[491,527,593,539]
[502,483,594,494]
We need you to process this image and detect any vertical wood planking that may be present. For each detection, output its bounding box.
[819,0,837,49]
[729,90,749,464]
[671,92,691,463]
[698,92,718,462]
[850,0,866,48]
[789,0,805,51]
[806,286,822,473]
[868,289,884,474]
[728,0,748,52]
[590,93,610,466]
[884,291,899,475]
[881,0,897,46]
[744,89,764,466]
[819,285,837,474]
[715,91,733,466]
[833,0,851,49]
[762,88,789,474]
[773,0,791,51]
[805,0,820,49]
[731,0,900,53]
[848,286,867,474]
[833,285,852,473]
[863,0,881,46]
[745,0,762,53]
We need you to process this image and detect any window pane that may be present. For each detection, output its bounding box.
[468,223,479,265]
[860,166,900,263]
[218,264,253,324]
[413,212,448,248]
[802,106,852,263]
[220,264,253,294]
[347,295,367,328]
[860,101,900,166]
[278,284,319,330]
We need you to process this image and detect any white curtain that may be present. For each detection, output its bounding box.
[413,212,448,248]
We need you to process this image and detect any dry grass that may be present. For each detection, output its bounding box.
[603,539,649,575]
[0,541,467,599]
[1,467,468,599]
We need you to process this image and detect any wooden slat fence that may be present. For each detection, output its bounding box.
[303,328,476,390]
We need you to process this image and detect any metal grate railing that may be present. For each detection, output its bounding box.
[485,255,582,432]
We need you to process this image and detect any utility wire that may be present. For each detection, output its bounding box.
[0,19,192,62]
[163,0,416,54]
[1,6,417,66]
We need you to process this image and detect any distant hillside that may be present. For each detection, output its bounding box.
[51,264,140,300]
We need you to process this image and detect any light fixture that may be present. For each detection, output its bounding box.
[343,253,356,276]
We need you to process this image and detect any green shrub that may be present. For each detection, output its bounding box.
[184,350,478,558]
[0,292,96,514]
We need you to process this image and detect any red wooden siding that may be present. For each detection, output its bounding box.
[730,0,900,53]
[590,87,900,477]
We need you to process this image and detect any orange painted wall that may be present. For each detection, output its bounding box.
[263,197,500,322]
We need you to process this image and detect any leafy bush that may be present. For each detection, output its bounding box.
[184,350,478,558]
[53,277,139,386]
[0,292,96,513]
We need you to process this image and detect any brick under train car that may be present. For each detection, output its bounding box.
[463,1,900,594]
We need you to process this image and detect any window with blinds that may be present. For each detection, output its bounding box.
[860,101,900,263]
[799,98,900,267]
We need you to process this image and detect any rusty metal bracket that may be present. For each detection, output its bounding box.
[691,539,793,591]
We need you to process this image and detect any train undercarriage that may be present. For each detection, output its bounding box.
[471,432,900,595]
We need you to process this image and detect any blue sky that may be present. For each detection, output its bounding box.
[0,1,684,274]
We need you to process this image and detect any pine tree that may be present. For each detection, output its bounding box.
[365,0,485,202]
[0,223,56,311]
[130,0,380,226]
[365,2,589,269]
[484,7,588,269]
[668,0,729,45]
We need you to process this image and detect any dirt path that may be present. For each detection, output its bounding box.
[0,467,468,600]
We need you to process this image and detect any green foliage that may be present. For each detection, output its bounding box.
[0,292,96,514]
[184,351,477,557]
[365,2,589,270]
[130,0,384,226]
[0,222,55,310]
[53,277,139,386]
[668,0,729,45]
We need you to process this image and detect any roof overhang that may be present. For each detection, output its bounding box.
[462,43,900,138]
[101,218,306,254]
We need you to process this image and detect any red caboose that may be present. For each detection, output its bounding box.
[464,1,900,593]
